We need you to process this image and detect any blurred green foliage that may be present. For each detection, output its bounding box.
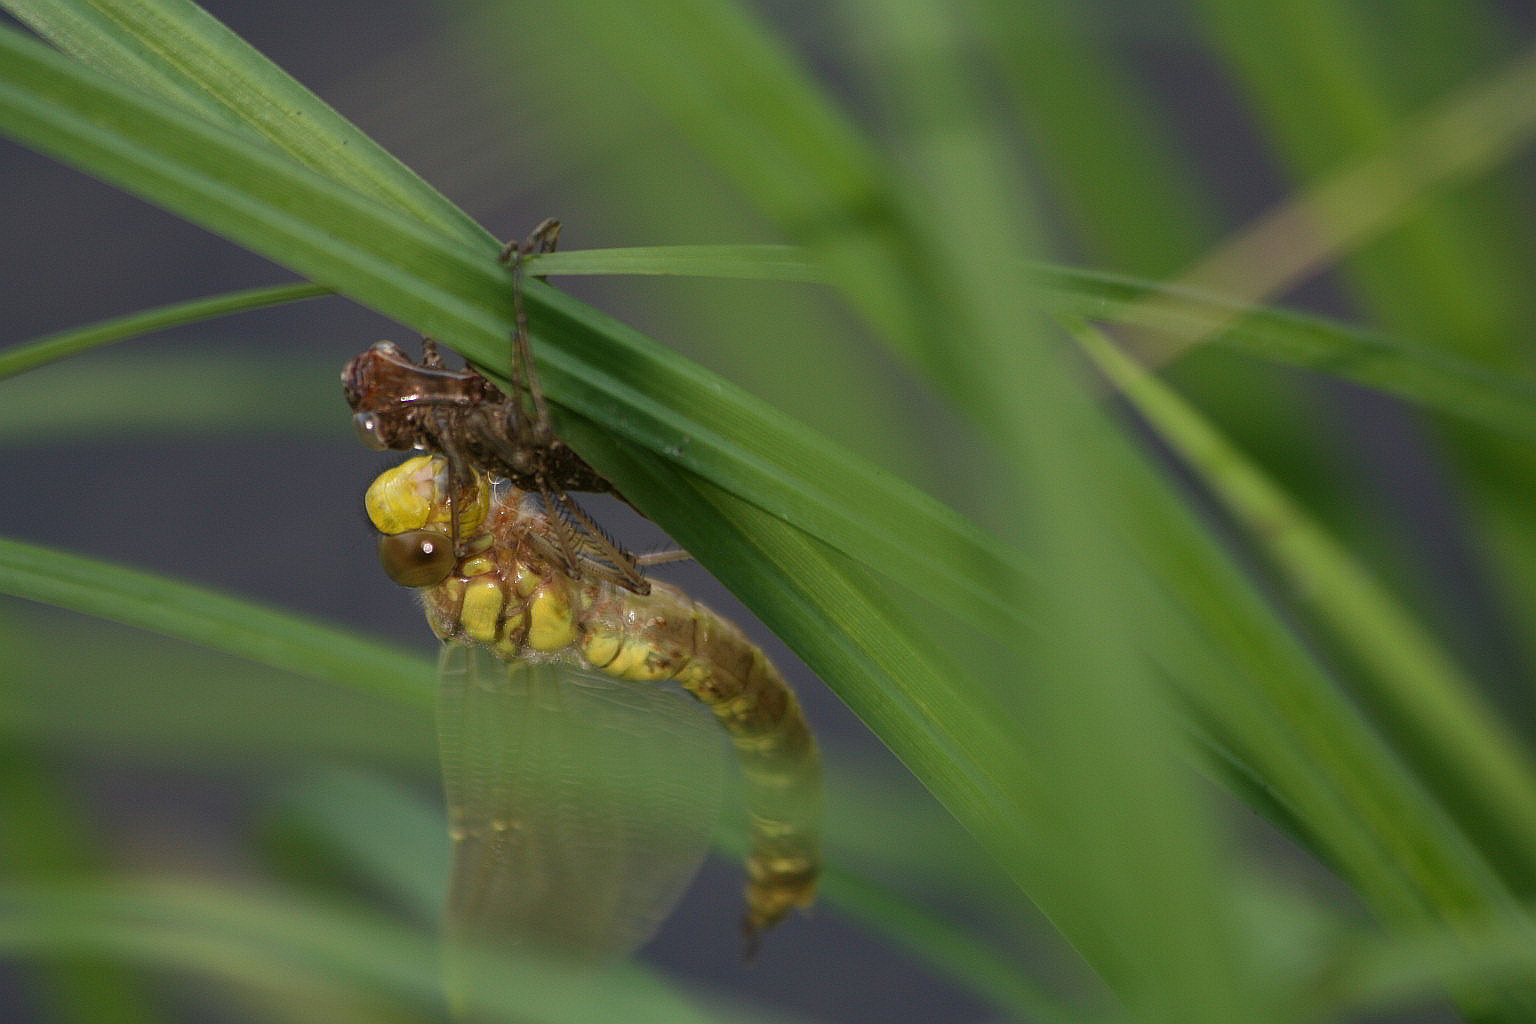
[3,0,1536,1021]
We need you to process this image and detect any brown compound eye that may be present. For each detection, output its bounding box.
[377,529,456,587]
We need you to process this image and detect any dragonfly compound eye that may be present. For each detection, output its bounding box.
[378,529,456,587]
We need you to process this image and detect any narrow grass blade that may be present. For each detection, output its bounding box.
[532,245,826,283]
[842,0,1261,1018]
[968,0,1215,275]
[1187,0,1530,364]
[0,281,329,379]
[572,436,1045,908]
[1081,323,1536,894]
[0,350,336,440]
[6,0,489,244]
[0,694,161,1024]
[0,881,736,1024]
[537,245,1536,446]
[1330,910,1536,1019]
[275,769,448,926]
[0,535,430,706]
[827,872,1093,1024]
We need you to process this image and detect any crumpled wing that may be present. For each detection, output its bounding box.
[436,641,726,965]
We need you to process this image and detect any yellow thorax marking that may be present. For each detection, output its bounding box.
[459,578,507,643]
[525,585,580,651]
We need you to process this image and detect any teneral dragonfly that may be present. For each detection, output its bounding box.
[365,454,822,960]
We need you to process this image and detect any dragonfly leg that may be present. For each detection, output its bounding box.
[545,484,652,595]
[432,415,476,556]
[636,548,693,567]
[498,221,563,449]
[497,217,562,267]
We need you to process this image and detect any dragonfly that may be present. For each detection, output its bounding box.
[341,220,652,594]
[364,453,822,961]
[346,228,821,976]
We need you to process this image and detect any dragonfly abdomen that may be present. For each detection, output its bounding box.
[367,455,821,943]
[479,555,822,940]
[583,585,823,941]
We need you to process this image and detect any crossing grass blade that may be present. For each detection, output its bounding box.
[534,245,1536,445]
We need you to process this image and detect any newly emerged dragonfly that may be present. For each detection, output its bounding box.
[365,454,822,957]
[346,227,820,973]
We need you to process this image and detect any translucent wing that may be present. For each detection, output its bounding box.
[436,641,727,965]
